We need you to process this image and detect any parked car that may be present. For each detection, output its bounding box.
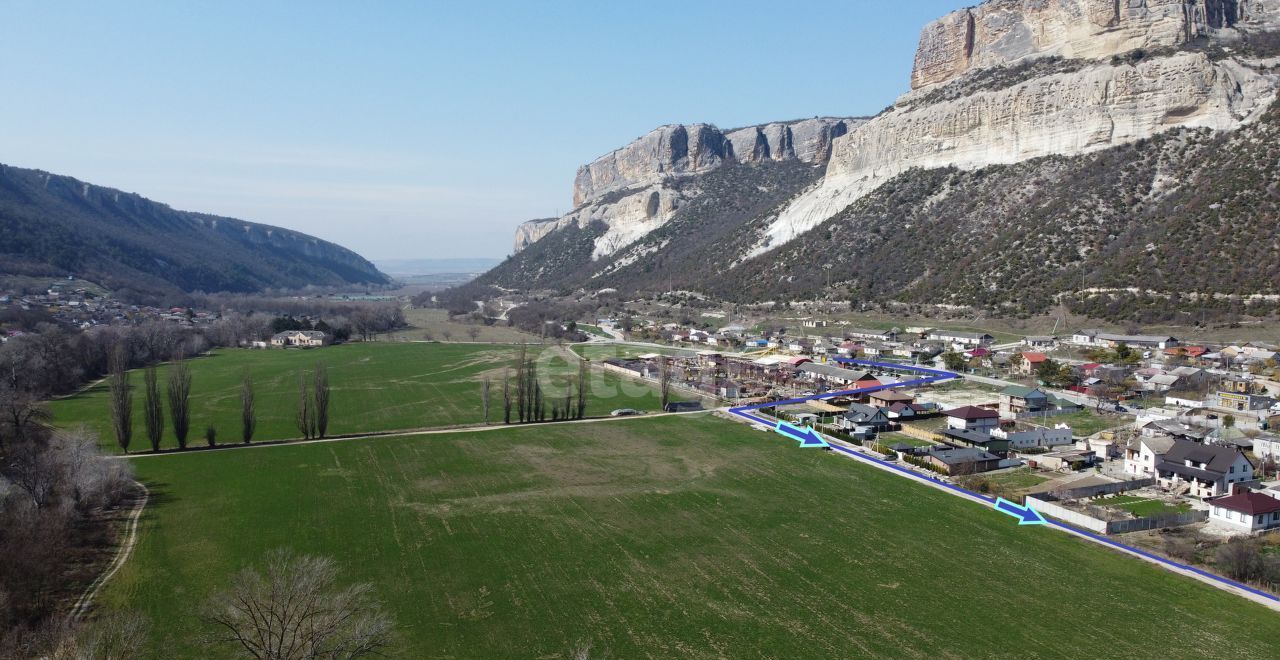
[610,408,643,417]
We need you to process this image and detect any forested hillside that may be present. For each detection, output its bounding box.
[0,164,389,295]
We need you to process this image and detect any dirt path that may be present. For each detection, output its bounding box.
[69,481,150,620]
[121,409,720,460]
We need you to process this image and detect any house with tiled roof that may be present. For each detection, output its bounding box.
[1207,488,1280,533]
[943,406,999,433]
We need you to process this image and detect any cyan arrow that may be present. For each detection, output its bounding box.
[994,497,1047,525]
[775,421,829,448]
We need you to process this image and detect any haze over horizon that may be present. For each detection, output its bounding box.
[0,0,961,261]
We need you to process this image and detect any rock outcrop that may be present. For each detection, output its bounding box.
[513,117,862,257]
[911,0,1280,89]
[751,50,1279,257]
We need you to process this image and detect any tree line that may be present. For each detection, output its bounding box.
[490,345,588,425]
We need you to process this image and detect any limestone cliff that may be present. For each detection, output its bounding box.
[912,0,1280,89]
[512,117,862,256]
[751,51,1278,257]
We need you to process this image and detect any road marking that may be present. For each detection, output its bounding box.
[726,359,1280,611]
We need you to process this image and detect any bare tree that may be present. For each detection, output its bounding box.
[143,364,163,452]
[314,362,330,439]
[202,549,394,660]
[107,345,132,454]
[0,389,51,449]
[575,359,588,419]
[514,345,527,423]
[480,377,491,425]
[658,357,673,411]
[167,357,192,449]
[296,371,313,440]
[466,326,480,341]
[241,370,256,444]
[501,369,512,425]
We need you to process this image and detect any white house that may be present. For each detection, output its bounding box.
[1156,440,1254,499]
[927,330,994,348]
[1207,490,1280,534]
[989,425,1073,449]
[1253,434,1280,463]
[943,406,999,433]
[1123,436,1176,477]
[1070,330,1179,349]
[270,330,328,348]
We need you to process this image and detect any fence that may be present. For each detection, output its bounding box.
[898,424,944,443]
[1026,495,1208,535]
[1047,477,1155,500]
[1012,408,1078,421]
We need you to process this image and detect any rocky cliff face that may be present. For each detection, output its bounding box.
[912,0,1280,89]
[495,0,1280,305]
[750,50,1279,257]
[512,117,861,257]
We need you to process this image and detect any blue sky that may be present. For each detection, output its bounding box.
[0,1,963,260]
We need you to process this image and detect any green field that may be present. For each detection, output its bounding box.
[577,323,611,338]
[51,343,672,452]
[383,307,538,343]
[101,416,1280,658]
[571,343,693,361]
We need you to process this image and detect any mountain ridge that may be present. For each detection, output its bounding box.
[479,0,1280,322]
[0,163,389,296]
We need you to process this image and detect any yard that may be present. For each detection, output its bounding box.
[50,343,672,452]
[571,343,693,362]
[1097,495,1192,517]
[877,431,935,448]
[98,416,1280,658]
[1044,410,1128,437]
[985,468,1051,490]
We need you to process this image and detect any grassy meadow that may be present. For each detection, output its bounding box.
[101,415,1280,658]
[51,343,673,452]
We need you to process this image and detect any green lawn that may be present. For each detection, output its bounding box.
[101,416,1280,658]
[986,468,1051,490]
[1043,410,1127,437]
[1098,496,1191,517]
[50,343,671,453]
[572,343,693,361]
[877,431,935,448]
[577,323,611,338]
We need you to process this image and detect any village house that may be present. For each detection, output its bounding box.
[1021,335,1056,349]
[927,330,994,348]
[847,328,898,343]
[868,390,913,408]
[988,424,1074,450]
[1123,436,1176,477]
[270,330,328,348]
[1015,352,1049,376]
[839,403,894,433]
[1070,330,1179,350]
[1156,440,1254,499]
[1207,488,1280,534]
[1252,433,1280,463]
[943,406,999,433]
[924,446,1002,475]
